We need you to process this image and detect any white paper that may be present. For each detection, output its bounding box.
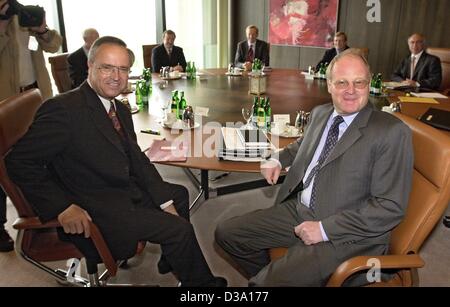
[411,92,448,99]
[194,106,209,117]
[273,114,290,126]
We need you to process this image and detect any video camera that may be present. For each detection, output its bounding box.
[0,0,45,28]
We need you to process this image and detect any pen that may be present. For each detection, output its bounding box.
[141,129,160,135]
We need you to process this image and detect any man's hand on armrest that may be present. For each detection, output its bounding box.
[57,204,92,238]
[261,159,282,185]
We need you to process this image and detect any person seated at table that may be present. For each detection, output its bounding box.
[391,33,442,90]
[152,30,186,73]
[6,35,226,287]
[316,31,349,70]
[215,49,414,286]
[234,25,270,71]
[67,28,99,88]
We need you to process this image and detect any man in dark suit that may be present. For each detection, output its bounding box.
[391,33,442,90]
[151,30,187,73]
[216,49,414,286]
[316,32,349,69]
[67,28,99,88]
[5,36,226,287]
[234,25,270,71]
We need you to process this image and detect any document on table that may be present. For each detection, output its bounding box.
[410,92,448,99]
[398,96,440,104]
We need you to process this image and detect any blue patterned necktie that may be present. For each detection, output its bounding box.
[108,100,124,138]
[302,115,344,211]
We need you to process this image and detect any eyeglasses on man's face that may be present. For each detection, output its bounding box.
[97,64,131,76]
[332,79,369,90]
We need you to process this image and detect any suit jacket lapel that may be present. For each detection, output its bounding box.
[81,83,127,157]
[322,104,372,168]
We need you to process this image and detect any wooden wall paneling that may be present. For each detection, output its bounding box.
[340,0,402,78]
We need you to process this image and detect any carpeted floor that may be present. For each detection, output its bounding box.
[1,164,449,287]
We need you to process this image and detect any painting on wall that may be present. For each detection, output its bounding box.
[269,0,339,48]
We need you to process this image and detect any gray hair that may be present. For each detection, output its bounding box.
[88,36,135,66]
[326,48,371,81]
[246,25,259,35]
[162,29,176,39]
[82,28,99,40]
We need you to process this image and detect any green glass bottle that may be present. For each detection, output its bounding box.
[171,90,179,115]
[135,80,143,109]
[186,61,192,79]
[178,91,187,119]
[257,97,266,129]
[191,62,196,80]
[264,97,271,130]
[252,96,259,125]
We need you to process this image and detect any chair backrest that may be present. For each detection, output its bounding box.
[353,47,369,61]
[426,47,450,92]
[142,44,158,70]
[0,89,119,281]
[0,89,43,217]
[48,53,72,94]
[389,113,450,255]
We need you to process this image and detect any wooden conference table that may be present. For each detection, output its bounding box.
[129,68,450,209]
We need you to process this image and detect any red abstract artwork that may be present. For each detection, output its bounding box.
[269,0,339,48]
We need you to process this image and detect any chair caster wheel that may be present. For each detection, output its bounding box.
[443,216,450,228]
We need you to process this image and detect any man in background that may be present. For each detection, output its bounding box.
[152,30,186,73]
[391,33,442,90]
[316,31,349,69]
[234,25,270,71]
[68,28,99,88]
[0,0,62,252]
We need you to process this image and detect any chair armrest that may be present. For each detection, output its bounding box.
[12,217,61,230]
[13,217,118,276]
[326,254,425,287]
[88,221,117,276]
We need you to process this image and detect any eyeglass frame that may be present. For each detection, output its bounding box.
[96,64,131,76]
[330,78,370,90]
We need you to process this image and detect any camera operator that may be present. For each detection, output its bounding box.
[0,0,61,252]
[0,0,62,101]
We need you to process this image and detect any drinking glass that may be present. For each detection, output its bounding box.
[241,107,253,128]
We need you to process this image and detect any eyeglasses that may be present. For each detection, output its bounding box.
[97,64,130,76]
[332,79,369,90]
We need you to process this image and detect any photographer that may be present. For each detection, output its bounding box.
[0,0,62,101]
[0,0,61,252]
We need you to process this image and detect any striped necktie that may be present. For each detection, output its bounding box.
[302,115,344,211]
[108,100,124,138]
[246,45,254,62]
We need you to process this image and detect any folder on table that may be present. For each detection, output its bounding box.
[419,108,450,131]
[146,139,188,162]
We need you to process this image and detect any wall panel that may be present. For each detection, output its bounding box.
[232,0,450,78]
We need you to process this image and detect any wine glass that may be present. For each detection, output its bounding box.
[241,107,253,129]
[161,100,171,122]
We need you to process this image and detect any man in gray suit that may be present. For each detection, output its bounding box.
[234,25,270,71]
[216,49,414,286]
[391,33,442,90]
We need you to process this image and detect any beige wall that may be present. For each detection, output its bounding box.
[231,0,450,77]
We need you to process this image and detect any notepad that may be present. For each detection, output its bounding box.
[146,139,188,162]
[398,96,440,104]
